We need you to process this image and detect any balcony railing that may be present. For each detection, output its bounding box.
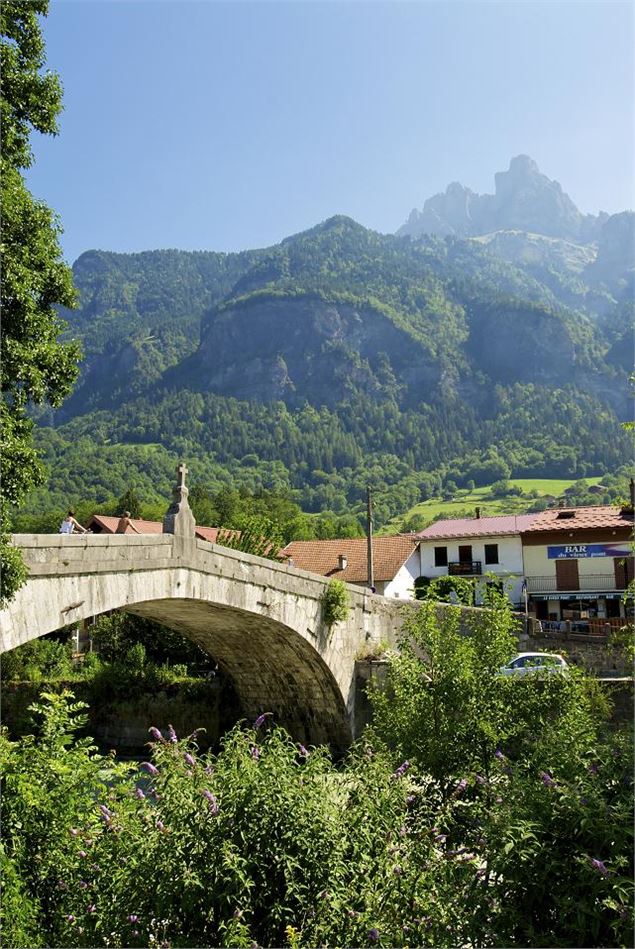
[526,574,624,594]
[448,561,482,576]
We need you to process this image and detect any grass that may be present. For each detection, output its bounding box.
[378,476,604,536]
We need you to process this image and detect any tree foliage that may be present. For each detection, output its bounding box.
[0,1,80,602]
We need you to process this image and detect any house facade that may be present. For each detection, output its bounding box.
[521,505,634,632]
[415,514,537,606]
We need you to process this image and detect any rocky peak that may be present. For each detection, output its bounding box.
[397,156,602,243]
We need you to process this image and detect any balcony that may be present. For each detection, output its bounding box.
[526,575,624,594]
[448,561,482,576]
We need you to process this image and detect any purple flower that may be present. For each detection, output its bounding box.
[392,864,403,875]
[453,778,468,795]
[494,749,505,761]
[254,712,272,728]
[79,880,88,889]
[406,794,415,805]
[392,760,410,779]
[184,753,196,768]
[78,850,87,858]
[589,762,599,775]
[476,774,488,785]
[203,789,219,814]
[476,868,487,880]
[434,834,447,844]
[134,787,146,800]
[167,724,178,743]
[140,762,159,776]
[298,743,309,757]
[204,765,214,775]
[98,804,112,822]
[66,915,76,923]
[87,904,96,914]
[250,745,260,760]
[127,914,139,923]
[156,819,166,832]
[69,827,79,837]
[148,726,163,741]
[540,771,556,788]
[368,928,380,942]
[590,858,608,876]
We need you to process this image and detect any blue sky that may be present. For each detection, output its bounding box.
[27,0,634,263]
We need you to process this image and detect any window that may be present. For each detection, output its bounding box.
[434,546,448,567]
[556,511,576,519]
[484,543,499,564]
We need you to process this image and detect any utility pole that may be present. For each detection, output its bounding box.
[366,485,374,592]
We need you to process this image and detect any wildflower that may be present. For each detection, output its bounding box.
[589,762,599,774]
[167,724,178,743]
[475,774,488,785]
[69,827,79,837]
[540,771,556,788]
[87,904,96,915]
[368,928,379,942]
[476,868,487,880]
[156,820,166,832]
[98,804,112,822]
[254,712,272,728]
[128,914,139,923]
[203,789,219,814]
[434,834,447,844]
[78,850,87,858]
[392,864,403,875]
[453,778,468,795]
[79,880,88,889]
[250,745,260,760]
[140,762,159,776]
[66,915,76,923]
[406,794,415,804]
[298,743,309,757]
[399,824,408,837]
[135,787,146,800]
[494,749,505,761]
[205,765,214,775]
[184,753,196,768]
[590,858,608,876]
[392,760,410,779]
[148,726,163,741]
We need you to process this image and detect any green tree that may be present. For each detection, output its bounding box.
[114,487,142,519]
[0,1,81,602]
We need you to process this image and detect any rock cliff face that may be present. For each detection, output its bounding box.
[179,295,441,408]
[398,155,605,242]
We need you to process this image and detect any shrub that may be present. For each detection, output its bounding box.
[321,579,351,626]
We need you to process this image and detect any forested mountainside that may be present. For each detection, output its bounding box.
[26,207,632,527]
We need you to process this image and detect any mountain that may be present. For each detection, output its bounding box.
[398,155,608,242]
[25,212,632,527]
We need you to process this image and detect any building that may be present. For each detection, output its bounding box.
[281,535,419,598]
[415,513,537,606]
[521,505,634,632]
[87,514,228,544]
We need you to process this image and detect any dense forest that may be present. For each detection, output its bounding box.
[21,214,633,529]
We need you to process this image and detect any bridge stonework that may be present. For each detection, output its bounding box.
[1,534,407,748]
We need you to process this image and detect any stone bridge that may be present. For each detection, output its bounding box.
[0,532,408,748]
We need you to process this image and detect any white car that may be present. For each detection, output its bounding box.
[500,652,568,676]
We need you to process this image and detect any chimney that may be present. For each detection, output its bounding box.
[338,554,347,571]
[475,507,481,519]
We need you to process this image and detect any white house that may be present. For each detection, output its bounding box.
[415,513,537,606]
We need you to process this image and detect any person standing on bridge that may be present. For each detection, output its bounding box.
[115,511,142,534]
[59,510,88,534]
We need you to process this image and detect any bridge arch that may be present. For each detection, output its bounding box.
[1,534,407,748]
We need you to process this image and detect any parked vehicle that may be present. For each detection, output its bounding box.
[500,652,568,676]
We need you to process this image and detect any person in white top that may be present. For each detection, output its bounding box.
[59,510,88,534]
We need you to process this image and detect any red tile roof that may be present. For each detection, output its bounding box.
[87,514,229,543]
[415,514,537,541]
[281,535,417,583]
[521,505,634,534]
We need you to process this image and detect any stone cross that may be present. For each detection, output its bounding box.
[163,460,195,536]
